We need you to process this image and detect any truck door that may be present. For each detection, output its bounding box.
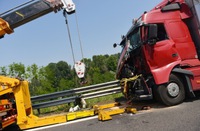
[144,23,180,70]
[143,23,184,84]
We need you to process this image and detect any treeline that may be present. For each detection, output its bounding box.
[0,53,119,96]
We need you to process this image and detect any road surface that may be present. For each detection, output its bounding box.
[21,98,200,131]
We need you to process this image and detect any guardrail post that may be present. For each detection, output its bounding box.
[37,109,41,115]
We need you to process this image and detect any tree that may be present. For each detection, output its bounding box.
[0,66,7,75]
[43,61,74,92]
[56,61,73,80]
[106,54,119,72]
[8,62,25,78]
[92,55,108,73]
[27,64,43,95]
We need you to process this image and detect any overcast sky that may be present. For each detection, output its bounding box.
[0,0,161,67]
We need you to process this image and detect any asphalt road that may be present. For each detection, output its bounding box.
[22,98,200,131]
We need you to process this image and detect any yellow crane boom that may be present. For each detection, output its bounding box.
[0,0,75,38]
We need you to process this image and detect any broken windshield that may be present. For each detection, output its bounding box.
[127,27,141,52]
[119,26,141,54]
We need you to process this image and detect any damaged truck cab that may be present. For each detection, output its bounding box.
[116,0,200,106]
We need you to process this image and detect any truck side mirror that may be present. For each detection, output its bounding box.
[113,43,120,48]
[148,24,157,45]
[113,43,117,48]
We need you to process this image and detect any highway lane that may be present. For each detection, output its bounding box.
[26,98,200,131]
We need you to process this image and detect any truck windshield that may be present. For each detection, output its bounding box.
[119,16,142,55]
[127,27,141,51]
[119,26,141,56]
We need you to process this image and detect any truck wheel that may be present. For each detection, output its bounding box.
[156,74,185,106]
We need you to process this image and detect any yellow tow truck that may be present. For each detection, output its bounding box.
[0,0,75,130]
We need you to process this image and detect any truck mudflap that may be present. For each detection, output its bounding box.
[172,68,195,97]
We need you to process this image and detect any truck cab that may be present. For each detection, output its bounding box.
[116,0,200,106]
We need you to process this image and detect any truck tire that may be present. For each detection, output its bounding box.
[156,74,185,106]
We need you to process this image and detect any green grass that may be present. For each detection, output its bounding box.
[85,93,123,108]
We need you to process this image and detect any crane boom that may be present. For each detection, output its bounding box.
[0,0,75,38]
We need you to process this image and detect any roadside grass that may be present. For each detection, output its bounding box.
[86,93,123,108]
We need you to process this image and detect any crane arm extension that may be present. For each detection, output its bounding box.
[0,0,75,38]
[0,18,13,38]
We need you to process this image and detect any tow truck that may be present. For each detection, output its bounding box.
[116,0,200,106]
[0,0,76,130]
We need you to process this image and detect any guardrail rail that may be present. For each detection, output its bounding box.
[31,80,121,110]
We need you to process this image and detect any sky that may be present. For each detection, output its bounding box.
[0,0,162,67]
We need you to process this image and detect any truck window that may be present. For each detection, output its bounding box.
[157,24,168,41]
[128,27,141,51]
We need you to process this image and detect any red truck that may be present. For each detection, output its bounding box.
[116,0,200,106]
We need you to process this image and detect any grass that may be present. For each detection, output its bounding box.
[86,93,123,108]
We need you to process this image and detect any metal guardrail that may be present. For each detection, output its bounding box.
[31,80,121,109]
